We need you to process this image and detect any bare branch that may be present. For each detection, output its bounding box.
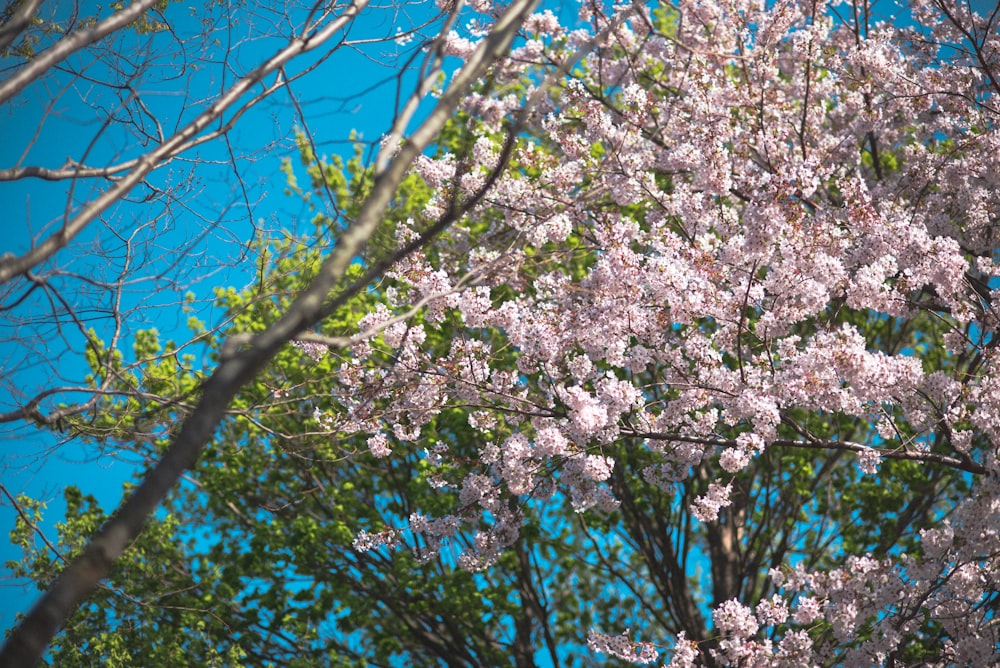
[0,0,368,286]
[0,0,43,53]
[0,0,162,106]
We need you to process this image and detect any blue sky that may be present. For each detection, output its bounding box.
[0,0,452,632]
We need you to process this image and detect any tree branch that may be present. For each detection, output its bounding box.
[627,430,988,475]
[0,0,161,105]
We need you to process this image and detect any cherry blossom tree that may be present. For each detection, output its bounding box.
[322,0,1000,664]
[6,0,1000,666]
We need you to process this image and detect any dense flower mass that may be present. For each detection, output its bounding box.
[314,0,1000,663]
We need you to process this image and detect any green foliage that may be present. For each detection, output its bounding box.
[8,488,247,667]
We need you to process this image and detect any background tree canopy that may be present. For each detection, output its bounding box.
[3,0,1000,666]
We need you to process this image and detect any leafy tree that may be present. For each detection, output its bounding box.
[6,0,1000,667]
